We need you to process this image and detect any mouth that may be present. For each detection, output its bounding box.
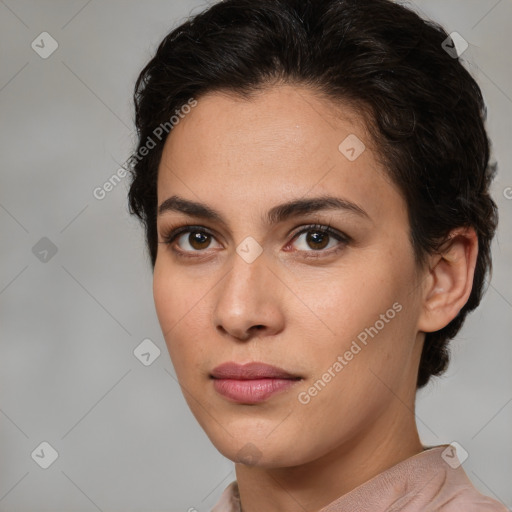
[210,362,302,404]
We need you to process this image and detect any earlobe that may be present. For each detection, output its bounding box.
[417,227,479,333]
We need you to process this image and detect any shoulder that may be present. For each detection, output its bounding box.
[435,483,508,512]
[420,448,508,512]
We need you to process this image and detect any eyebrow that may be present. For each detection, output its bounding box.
[158,194,370,226]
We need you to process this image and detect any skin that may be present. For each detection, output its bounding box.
[152,84,478,512]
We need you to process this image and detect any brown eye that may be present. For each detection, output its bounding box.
[187,231,212,250]
[175,230,220,251]
[162,223,349,260]
[160,225,222,255]
[291,225,348,254]
[305,230,330,250]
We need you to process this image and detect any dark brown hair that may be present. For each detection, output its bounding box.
[127,0,498,388]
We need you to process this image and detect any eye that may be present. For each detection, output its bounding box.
[160,225,221,256]
[159,223,350,259]
[287,223,349,256]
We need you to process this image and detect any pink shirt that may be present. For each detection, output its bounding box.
[211,445,507,511]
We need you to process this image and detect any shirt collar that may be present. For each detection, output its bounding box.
[211,444,507,512]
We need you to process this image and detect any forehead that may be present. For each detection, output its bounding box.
[160,84,369,169]
[156,84,405,227]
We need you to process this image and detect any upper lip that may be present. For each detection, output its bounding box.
[210,362,301,380]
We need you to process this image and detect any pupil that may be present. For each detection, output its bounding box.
[191,232,209,249]
[308,231,328,250]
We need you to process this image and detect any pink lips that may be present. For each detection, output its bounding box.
[210,362,301,404]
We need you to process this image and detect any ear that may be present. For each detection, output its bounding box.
[417,227,479,333]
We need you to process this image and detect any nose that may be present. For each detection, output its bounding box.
[213,247,285,342]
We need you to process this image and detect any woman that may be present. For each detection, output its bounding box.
[127,0,507,510]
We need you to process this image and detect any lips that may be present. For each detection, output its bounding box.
[210,362,302,404]
[211,362,300,380]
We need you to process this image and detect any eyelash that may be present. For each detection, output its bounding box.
[159,223,350,260]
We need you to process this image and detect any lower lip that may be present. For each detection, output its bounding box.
[212,378,299,404]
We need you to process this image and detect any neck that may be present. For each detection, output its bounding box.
[234,402,424,512]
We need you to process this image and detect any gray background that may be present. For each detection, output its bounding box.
[0,1,511,510]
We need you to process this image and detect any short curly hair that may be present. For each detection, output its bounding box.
[127,0,498,389]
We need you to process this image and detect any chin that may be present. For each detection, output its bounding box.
[207,429,315,468]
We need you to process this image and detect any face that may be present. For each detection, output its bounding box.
[153,84,426,468]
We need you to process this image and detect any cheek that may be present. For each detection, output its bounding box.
[294,262,396,345]
[153,264,200,365]
[153,259,204,331]
[153,264,178,336]
[294,252,416,379]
